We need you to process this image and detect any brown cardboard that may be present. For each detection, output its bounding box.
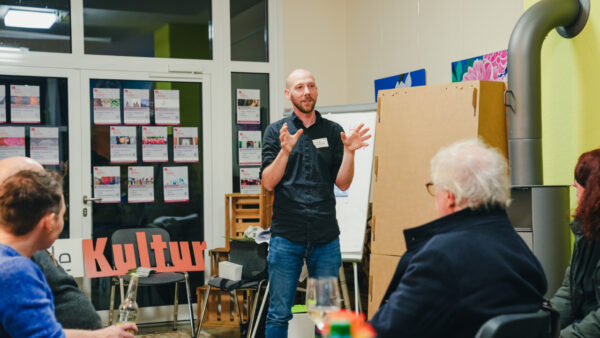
[368,253,401,319]
[371,81,507,257]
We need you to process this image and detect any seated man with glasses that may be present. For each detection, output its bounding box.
[369,138,547,338]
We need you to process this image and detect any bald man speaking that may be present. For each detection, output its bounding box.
[261,69,371,337]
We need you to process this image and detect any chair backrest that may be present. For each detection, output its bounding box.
[475,309,553,338]
[228,240,268,281]
[111,227,173,268]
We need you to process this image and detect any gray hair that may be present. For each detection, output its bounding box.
[430,138,511,209]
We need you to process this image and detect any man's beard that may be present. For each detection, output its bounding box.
[292,97,316,114]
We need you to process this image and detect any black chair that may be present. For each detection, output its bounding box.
[108,227,195,336]
[475,307,559,338]
[195,240,268,338]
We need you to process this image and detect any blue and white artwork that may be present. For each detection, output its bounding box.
[374,69,426,101]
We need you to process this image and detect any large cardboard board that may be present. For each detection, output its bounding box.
[371,81,507,257]
[368,253,401,319]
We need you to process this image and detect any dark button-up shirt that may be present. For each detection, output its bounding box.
[261,111,344,244]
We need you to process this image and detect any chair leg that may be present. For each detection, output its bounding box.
[184,272,195,337]
[109,277,116,325]
[247,280,266,338]
[195,285,211,338]
[173,281,180,331]
[231,290,243,327]
[251,281,269,338]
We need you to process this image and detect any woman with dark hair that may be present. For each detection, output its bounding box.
[551,148,600,337]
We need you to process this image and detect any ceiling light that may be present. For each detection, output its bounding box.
[4,8,57,29]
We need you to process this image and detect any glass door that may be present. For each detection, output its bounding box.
[80,70,209,323]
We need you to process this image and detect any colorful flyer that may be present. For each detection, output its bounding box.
[238,130,261,165]
[10,85,40,124]
[110,126,137,163]
[142,126,168,162]
[240,167,261,194]
[30,127,59,165]
[236,89,260,124]
[93,166,121,203]
[163,166,189,203]
[173,127,199,163]
[92,88,121,125]
[0,127,25,160]
[127,166,154,203]
[124,89,150,125]
[0,85,6,124]
[154,89,180,125]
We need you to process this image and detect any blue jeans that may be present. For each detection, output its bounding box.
[265,236,342,338]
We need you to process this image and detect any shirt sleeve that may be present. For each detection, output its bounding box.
[369,248,459,338]
[261,123,281,176]
[0,259,65,338]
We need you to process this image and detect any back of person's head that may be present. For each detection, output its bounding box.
[574,148,600,239]
[431,138,510,210]
[0,170,63,236]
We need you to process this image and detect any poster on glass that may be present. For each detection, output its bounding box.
[0,85,6,124]
[154,89,180,125]
[10,85,40,124]
[240,167,261,194]
[173,127,199,163]
[238,130,261,165]
[142,126,168,162]
[124,89,150,125]
[0,126,25,160]
[128,166,154,203]
[236,89,260,124]
[93,88,121,125]
[110,126,137,163]
[163,166,189,203]
[30,127,59,165]
[93,166,121,203]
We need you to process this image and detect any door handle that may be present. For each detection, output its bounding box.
[83,195,102,204]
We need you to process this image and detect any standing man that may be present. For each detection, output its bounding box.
[261,68,371,337]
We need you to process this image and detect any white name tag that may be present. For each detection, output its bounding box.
[312,138,329,148]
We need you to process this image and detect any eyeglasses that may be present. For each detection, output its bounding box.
[425,182,435,196]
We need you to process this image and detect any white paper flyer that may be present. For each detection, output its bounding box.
[0,126,25,160]
[10,85,40,124]
[142,126,168,162]
[124,89,150,125]
[110,126,137,163]
[128,166,154,203]
[0,85,6,124]
[173,127,199,163]
[163,166,189,203]
[236,89,260,124]
[30,127,59,165]
[93,166,121,203]
[240,167,261,194]
[92,88,121,125]
[154,89,180,125]
[238,130,261,165]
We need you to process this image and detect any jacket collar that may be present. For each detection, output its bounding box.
[403,206,508,251]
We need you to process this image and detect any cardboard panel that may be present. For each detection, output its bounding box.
[368,253,401,320]
[372,81,506,256]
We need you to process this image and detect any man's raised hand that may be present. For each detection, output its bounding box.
[280,122,303,154]
[340,123,371,152]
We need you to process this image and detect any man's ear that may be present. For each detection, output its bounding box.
[38,212,57,233]
[446,191,457,209]
[284,88,291,100]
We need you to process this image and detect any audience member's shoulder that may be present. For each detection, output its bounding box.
[0,249,42,282]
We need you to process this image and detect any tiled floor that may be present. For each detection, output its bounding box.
[137,324,240,338]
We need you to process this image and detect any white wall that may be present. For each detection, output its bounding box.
[282,0,347,107]
[284,0,523,105]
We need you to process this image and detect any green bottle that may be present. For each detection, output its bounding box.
[329,321,351,338]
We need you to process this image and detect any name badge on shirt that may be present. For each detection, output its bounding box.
[312,138,329,148]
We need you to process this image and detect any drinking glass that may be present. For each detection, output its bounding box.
[306,276,342,330]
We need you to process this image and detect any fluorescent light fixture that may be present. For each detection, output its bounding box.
[0,46,27,52]
[4,8,57,29]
